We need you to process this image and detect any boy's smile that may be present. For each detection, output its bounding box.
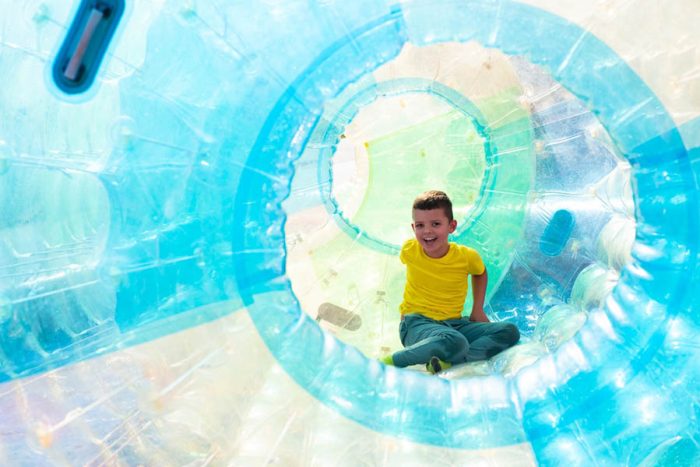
[411,208,457,258]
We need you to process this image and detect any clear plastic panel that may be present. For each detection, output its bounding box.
[1,0,699,465]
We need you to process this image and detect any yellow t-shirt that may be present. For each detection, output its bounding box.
[399,239,485,320]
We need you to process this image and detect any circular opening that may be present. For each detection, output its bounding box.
[284,41,636,376]
[238,2,696,449]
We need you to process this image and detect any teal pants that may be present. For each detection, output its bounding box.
[392,314,520,368]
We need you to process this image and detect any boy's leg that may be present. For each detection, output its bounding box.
[448,319,520,362]
[392,315,469,368]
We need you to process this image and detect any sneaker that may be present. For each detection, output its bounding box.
[426,356,451,374]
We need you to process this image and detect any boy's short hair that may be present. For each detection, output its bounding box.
[413,190,454,221]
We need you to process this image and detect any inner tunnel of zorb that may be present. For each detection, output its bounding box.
[2,1,700,465]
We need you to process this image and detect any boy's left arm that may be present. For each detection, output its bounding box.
[470,268,489,322]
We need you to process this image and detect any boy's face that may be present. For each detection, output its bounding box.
[411,208,457,258]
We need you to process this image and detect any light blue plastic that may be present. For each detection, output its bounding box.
[1,0,699,464]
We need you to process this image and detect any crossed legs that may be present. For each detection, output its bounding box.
[391,314,520,368]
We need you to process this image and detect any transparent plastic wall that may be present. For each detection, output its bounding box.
[1,1,699,465]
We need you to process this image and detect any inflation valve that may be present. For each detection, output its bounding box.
[52,0,124,94]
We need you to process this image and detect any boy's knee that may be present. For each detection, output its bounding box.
[441,332,469,358]
[501,323,520,346]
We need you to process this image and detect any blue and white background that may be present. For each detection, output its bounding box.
[1,1,699,465]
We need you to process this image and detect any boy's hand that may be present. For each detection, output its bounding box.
[470,307,490,323]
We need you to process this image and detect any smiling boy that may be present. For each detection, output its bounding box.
[382,190,520,373]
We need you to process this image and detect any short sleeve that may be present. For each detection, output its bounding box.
[399,239,412,265]
[466,247,485,275]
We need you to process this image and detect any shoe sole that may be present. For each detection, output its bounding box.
[428,356,442,374]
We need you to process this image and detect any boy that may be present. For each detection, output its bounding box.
[382,190,519,373]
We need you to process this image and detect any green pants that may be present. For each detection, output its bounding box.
[393,313,520,368]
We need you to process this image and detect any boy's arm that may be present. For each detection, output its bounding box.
[470,268,489,322]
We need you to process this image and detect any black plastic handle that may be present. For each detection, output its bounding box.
[52,1,124,94]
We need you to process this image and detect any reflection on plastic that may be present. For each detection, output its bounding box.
[1,0,699,465]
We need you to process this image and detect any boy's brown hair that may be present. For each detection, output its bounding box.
[412,190,454,221]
